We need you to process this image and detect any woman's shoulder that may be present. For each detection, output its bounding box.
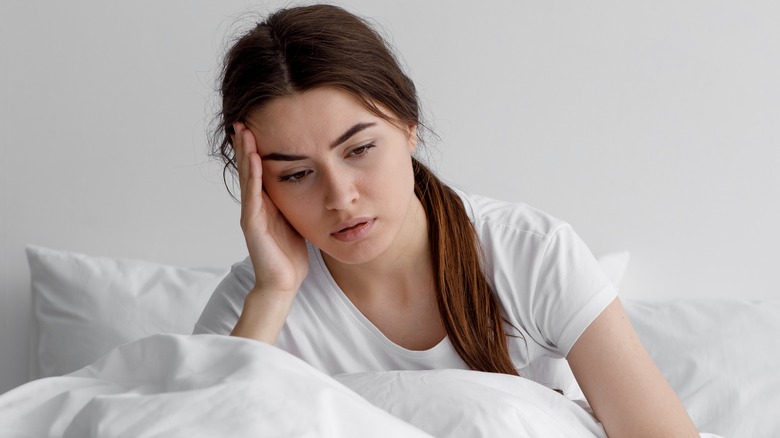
[454,188,569,239]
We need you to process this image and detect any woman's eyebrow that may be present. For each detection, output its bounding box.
[329,122,376,148]
[261,122,377,161]
[261,152,307,161]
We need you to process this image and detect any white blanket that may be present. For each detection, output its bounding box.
[0,334,609,438]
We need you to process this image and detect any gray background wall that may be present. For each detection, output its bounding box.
[2,0,778,393]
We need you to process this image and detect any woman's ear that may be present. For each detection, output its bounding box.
[407,124,418,154]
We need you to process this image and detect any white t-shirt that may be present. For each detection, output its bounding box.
[193,191,617,397]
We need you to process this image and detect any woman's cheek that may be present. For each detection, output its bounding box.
[267,187,311,230]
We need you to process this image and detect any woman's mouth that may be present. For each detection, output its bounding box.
[331,218,375,242]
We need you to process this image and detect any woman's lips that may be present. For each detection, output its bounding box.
[331,218,375,242]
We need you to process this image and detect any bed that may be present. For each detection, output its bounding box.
[0,245,777,437]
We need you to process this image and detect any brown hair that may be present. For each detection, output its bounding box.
[213,4,519,376]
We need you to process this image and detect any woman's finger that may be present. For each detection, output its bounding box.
[237,126,265,232]
[241,126,260,189]
[243,152,264,220]
[242,127,263,188]
[233,123,256,207]
[232,122,245,173]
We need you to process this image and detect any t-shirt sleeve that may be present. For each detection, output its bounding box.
[192,262,253,335]
[531,224,617,357]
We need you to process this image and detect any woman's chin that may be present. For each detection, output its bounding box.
[320,240,386,266]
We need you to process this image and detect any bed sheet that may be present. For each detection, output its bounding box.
[0,334,428,438]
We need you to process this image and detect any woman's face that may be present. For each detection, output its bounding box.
[245,87,419,265]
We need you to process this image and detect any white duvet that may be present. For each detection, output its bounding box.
[0,334,613,438]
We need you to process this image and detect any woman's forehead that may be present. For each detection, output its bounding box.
[246,88,389,152]
[251,88,368,125]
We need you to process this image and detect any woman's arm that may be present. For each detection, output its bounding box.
[567,298,699,438]
[228,123,309,344]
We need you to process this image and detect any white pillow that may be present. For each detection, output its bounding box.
[23,247,626,381]
[596,251,630,287]
[625,299,780,437]
[26,245,228,379]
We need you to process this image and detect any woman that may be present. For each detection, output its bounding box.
[194,4,699,436]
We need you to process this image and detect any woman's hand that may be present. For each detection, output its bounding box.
[230,122,308,343]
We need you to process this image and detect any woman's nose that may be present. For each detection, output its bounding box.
[323,170,359,211]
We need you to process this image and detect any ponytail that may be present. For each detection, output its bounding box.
[413,159,520,376]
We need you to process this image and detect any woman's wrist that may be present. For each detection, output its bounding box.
[230,286,298,344]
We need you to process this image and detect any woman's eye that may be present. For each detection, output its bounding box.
[348,143,375,157]
[279,170,311,184]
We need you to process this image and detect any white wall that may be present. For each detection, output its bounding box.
[2,1,779,393]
